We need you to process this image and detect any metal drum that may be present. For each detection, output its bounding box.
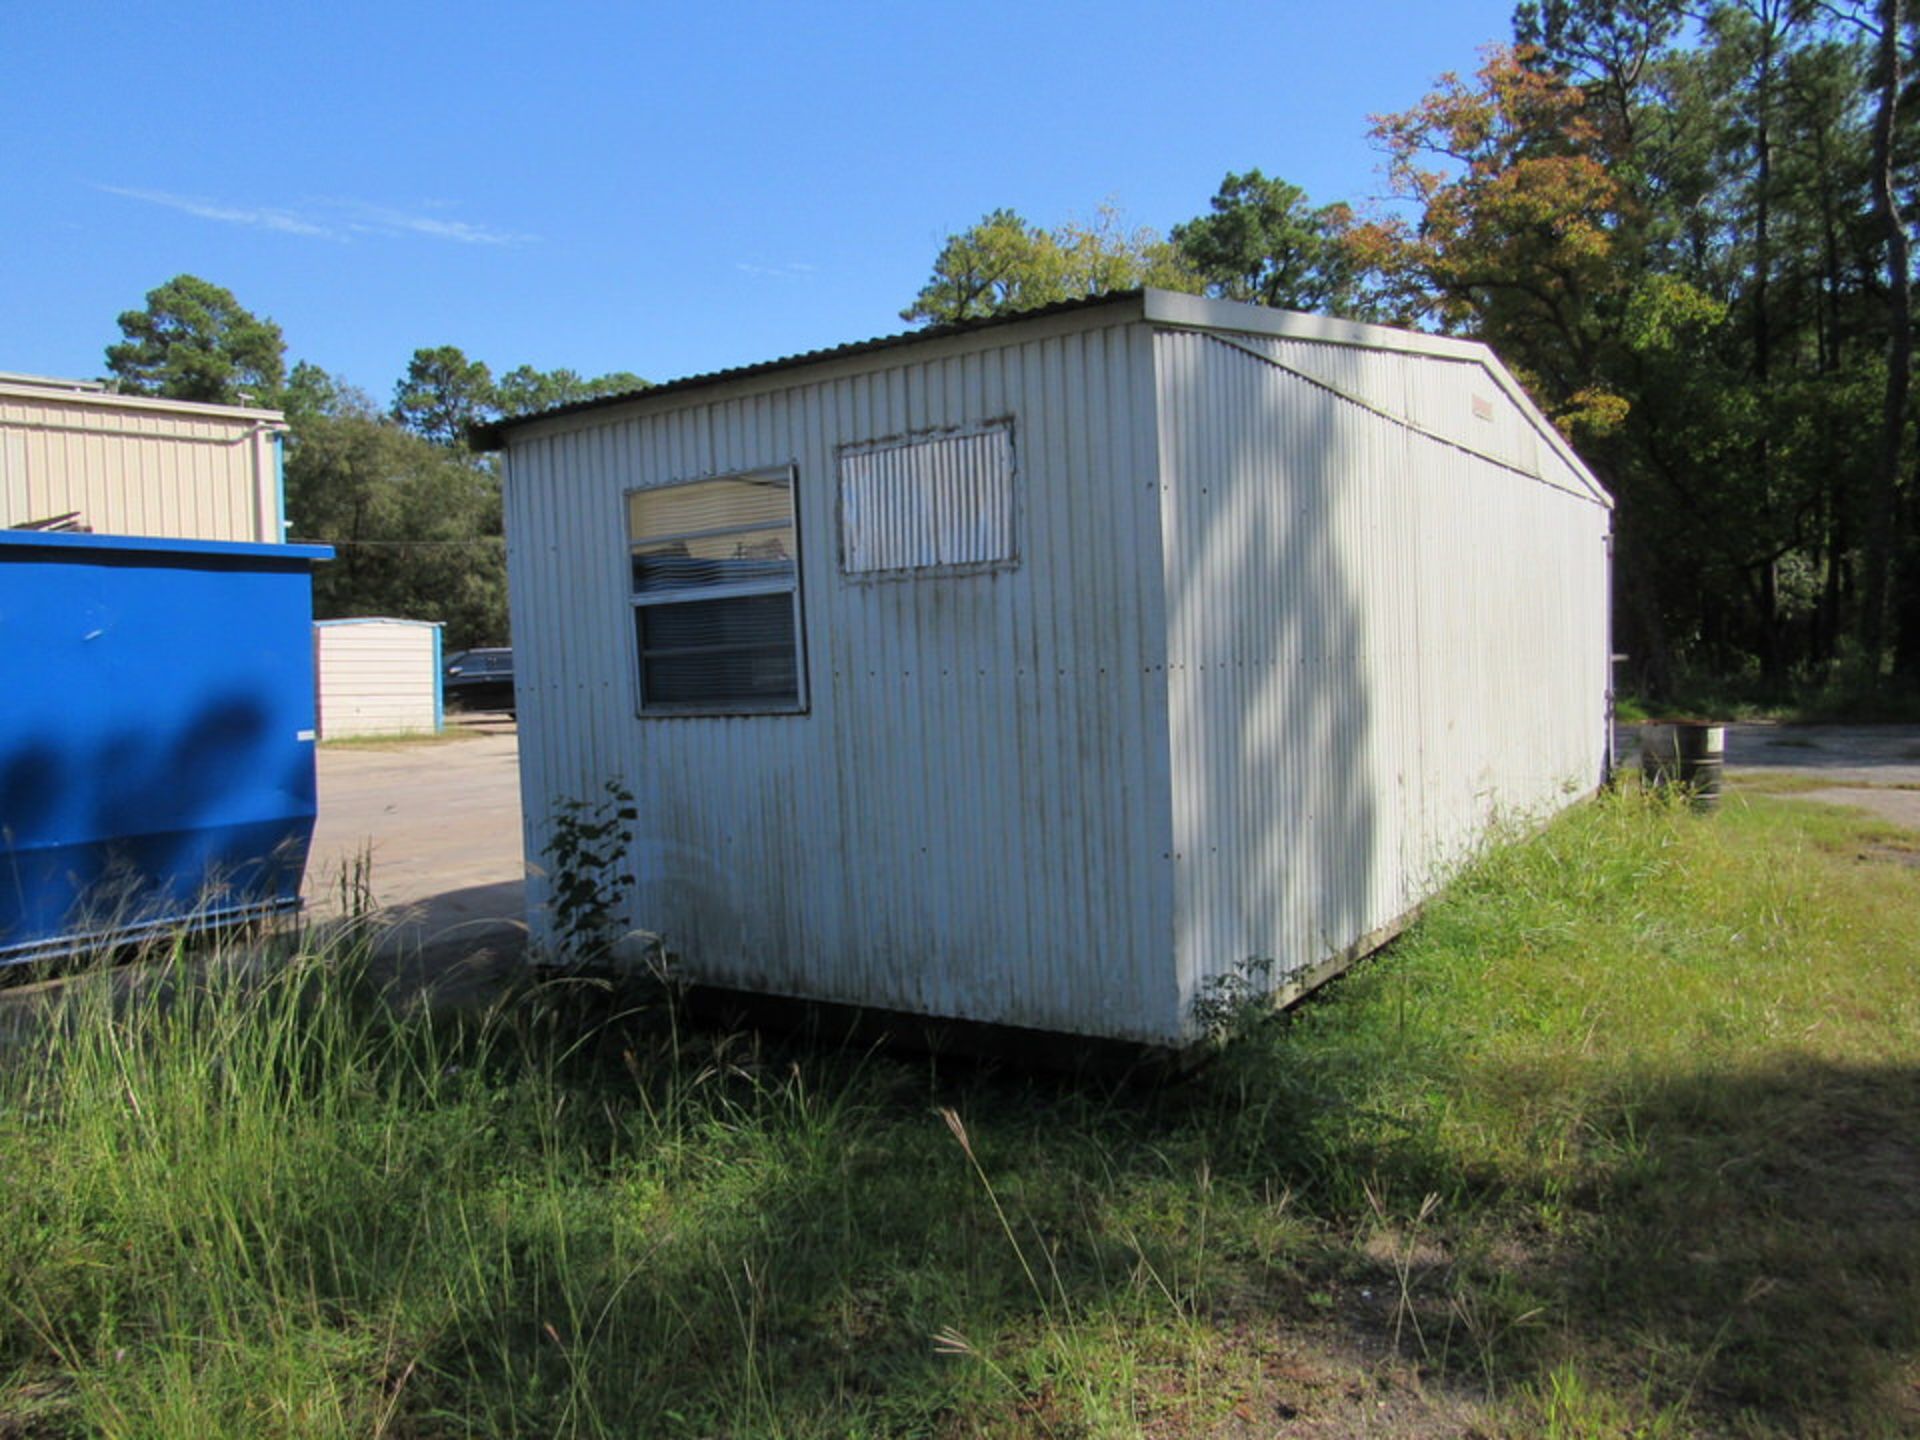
[1640,722,1726,810]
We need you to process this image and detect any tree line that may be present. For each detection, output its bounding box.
[101,273,646,650]
[904,0,1919,705]
[100,0,1916,702]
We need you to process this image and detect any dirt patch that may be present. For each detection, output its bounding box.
[1794,787,1920,836]
[1125,1312,1492,1439]
[1857,841,1920,869]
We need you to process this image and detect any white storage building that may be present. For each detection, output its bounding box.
[1,374,287,543]
[313,618,443,740]
[486,290,1612,1047]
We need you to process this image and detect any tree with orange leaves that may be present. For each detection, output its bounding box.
[1349,47,1633,435]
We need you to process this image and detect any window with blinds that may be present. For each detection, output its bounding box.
[838,421,1016,576]
[627,468,804,713]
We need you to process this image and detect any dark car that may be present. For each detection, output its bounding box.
[444,647,515,712]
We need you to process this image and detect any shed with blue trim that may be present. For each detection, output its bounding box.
[314,617,445,740]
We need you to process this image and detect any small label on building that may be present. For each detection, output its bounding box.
[1471,394,1495,422]
[296,728,316,742]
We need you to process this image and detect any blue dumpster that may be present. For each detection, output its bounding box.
[0,531,333,962]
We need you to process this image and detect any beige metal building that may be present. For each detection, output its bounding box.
[0,373,287,543]
[314,619,444,739]
[487,290,1612,1046]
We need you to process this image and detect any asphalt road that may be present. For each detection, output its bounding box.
[1720,722,1920,786]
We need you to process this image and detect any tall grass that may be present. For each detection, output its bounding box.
[3,784,1917,1437]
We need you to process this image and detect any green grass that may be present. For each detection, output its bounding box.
[4,788,1919,1437]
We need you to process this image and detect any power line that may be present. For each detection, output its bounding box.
[288,536,503,548]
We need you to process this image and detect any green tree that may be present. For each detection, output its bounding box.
[902,209,1062,324]
[283,360,379,427]
[1170,170,1366,315]
[495,365,649,417]
[285,412,507,649]
[1515,0,1689,156]
[104,274,286,408]
[392,345,497,447]
[1466,6,1907,696]
[902,205,1197,325]
[1856,0,1915,676]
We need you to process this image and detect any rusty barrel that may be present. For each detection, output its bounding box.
[1640,722,1726,810]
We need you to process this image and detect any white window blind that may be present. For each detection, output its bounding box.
[627,469,804,713]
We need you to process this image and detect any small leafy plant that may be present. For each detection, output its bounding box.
[541,779,638,969]
[1189,954,1276,1046]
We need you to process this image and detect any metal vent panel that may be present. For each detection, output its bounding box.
[837,422,1015,574]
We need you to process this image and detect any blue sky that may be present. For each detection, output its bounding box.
[6,1,1518,403]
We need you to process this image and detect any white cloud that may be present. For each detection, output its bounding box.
[96,186,532,247]
[331,199,533,247]
[98,186,336,237]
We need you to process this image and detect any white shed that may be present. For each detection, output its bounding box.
[0,373,287,544]
[314,619,443,740]
[486,290,1612,1047]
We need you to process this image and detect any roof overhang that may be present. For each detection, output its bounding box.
[473,290,1147,449]
[0,379,287,429]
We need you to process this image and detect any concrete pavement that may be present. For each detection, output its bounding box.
[304,727,528,962]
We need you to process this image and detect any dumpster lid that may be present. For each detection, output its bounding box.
[0,530,332,562]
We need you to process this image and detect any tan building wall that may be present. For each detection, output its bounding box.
[0,375,285,543]
[314,620,443,739]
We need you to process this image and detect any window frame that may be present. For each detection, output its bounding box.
[625,465,809,718]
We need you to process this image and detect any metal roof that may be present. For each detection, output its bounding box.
[0,376,287,425]
[314,616,443,628]
[472,289,1144,449]
[0,372,108,392]
[474,287,1608,510]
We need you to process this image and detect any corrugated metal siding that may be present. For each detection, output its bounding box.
[315,622,442,738]
[0,388,279,543]
[1154,328,1610,1039]
[1198,329,1592,501]
[505,319,1182,1040]
[838,422,1016,573]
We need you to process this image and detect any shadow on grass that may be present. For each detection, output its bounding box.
[373,985,1488,1434]
[1564,1057,1920,1427]
[333,981,1920,1435]
[1210,1036,1920,1432]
